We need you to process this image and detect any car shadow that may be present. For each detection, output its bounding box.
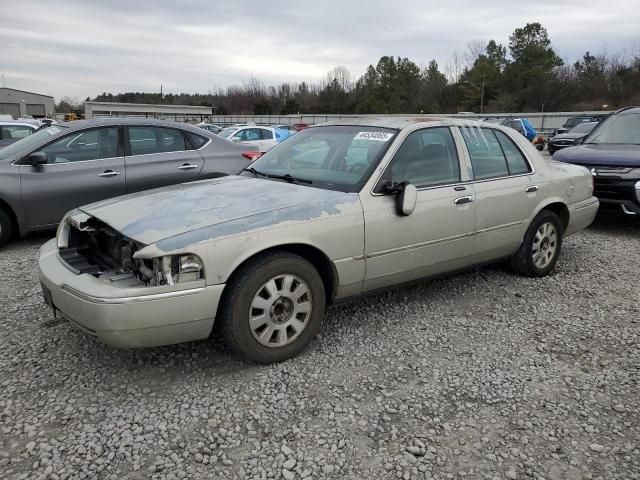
[588,214,640,236]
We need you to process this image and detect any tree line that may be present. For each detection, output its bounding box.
[58,23,640,115]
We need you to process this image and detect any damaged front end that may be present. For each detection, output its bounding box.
[56,211,204,286]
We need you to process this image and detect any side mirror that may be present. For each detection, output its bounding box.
[383,181,417,216]
[29,152,48,166]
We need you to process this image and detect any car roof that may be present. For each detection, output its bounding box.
[0,121,38,127]
[316,116,503,130]
[614,106,640,115]
[54,118,207,134]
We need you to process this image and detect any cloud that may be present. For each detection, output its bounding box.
[0,0,638,100]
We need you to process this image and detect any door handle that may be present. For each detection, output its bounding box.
[454,195,475,205]
[99,170,121,178]
[178,163,198,170]
[525,185,539,193]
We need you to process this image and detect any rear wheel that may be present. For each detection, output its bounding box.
[510,210,563,277]
[0,208,13,248]
[218,252,325,363]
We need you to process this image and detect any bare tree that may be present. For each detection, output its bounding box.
[464,40,486,68]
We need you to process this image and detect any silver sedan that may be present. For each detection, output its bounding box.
[0,118,255,246]
[39,117,598,362]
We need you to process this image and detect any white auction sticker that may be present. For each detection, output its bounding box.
[354,131,393,141]
[46,127,60,135]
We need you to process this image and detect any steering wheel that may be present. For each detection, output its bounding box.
[344,163,367,175]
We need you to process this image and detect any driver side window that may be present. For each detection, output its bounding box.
[385,127,460,188]
[40,128,119,164]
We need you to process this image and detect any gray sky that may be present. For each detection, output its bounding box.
[1,0,639,101]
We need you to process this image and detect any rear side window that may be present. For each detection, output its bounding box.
[260,128,274,140]
[460,127,509,179]
[187,132,208,149]
[128,127,186,156]
[494,130,531,174]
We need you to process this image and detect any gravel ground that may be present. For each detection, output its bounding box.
[1,217,638,480]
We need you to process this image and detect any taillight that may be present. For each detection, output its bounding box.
[242,151,262,160]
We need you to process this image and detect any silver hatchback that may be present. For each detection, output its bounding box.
[39,117,598,362]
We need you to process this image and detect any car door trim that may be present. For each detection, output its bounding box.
[366,231,475,259]
[476,220,524,235]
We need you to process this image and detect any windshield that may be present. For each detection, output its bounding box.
[585,113,640,144]
[0,125,68,159]
[569,122,597,134]
[244,125,397,192]
[219,127,238,139]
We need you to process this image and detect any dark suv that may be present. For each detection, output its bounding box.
[553,107,640,216]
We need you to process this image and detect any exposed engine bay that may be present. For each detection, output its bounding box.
[58,216,204,286]
[59,217,156,285]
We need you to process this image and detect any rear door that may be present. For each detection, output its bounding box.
[258,127,277,151]
[458,126,538,261]
[19,126,126,227]
[124,125,204,193]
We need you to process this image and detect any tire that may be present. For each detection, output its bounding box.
[218,252,326,363]
[510,210,563,277]
[0,208,13,248]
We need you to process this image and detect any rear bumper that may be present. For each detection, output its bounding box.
[565,197,599,236]
[38,239,224,348]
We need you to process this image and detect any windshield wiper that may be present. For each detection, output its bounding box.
[243,167,312,184]
[269,173,313,184]
[243,167,268,177]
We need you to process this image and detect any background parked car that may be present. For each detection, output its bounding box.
[0,121,39,149]
[0,118,258,246]
[196,122,223,134]
[548,121,598,154]
[553,106,640,217]
[550,114,606,137]
[218,125,290,152]
[500,118,546,151]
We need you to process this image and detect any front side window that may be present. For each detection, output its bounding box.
[128,127,186,156]
[246,125,396,192]
[235,128,261,141]
[40,128,119,164]
[384,127,460,188]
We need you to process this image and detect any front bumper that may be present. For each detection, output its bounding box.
[38,239,224,348]
[593,177,640,216]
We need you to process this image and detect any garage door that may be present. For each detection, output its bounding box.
[26,104,46,116]
[0,103,20,119]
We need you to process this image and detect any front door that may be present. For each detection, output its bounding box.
[19,126,126,227]
[124,126,204,193]
[361,127,476,292]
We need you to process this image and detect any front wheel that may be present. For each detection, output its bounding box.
[0,209,13,248]
[218,252,325,363]
[510,210,563,277]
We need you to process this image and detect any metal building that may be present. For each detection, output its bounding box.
[84,101,216,123]
[0,87,55,119]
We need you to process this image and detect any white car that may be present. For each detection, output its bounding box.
[218,126,284,152]
[0,121,39,148]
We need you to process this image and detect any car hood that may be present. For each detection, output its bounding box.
[78,175,347,245]
[553,143,640,167]
[552,132,586,141]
